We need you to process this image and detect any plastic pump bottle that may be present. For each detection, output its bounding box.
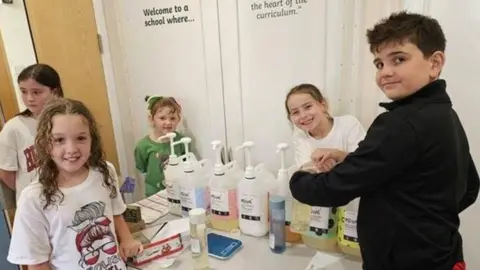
[236,141,269,237]
[275,143,302,243]
[209,140,239,232]
[338,198,362,260]
[178,137,210,217]
[158,132,185,216]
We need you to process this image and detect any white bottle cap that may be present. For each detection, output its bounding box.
[189,208,206,225]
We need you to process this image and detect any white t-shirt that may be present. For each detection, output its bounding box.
[0,115,38,201]
[7,164,128,270]
[292,115,366,166]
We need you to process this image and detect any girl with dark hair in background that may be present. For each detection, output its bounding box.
[0,63,64,202]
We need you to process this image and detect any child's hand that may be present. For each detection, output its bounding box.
[119,239,143,261]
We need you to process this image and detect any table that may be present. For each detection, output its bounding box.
[127,214,363,270]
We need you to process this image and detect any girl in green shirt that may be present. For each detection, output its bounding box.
[134,96,185,197]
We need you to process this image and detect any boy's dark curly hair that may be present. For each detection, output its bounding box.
[366,11,446,57]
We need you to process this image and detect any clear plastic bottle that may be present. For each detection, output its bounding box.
[189,208,211,270]
[269,195,286,253]
[290,200,312,233]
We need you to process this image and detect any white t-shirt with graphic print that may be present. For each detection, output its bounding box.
[7,163,128,270]
[292,115,366,167]
[0,115,38,202]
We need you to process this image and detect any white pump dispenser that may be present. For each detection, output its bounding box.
[276,143,302,243]
[158,132,185,216]
[178,137,210,217]
[236,141,269,237]
[209,140,239,232]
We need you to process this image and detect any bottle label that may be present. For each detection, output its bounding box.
[239,194,263,221]
[285,198,293,225]
[269,233,275,249]
[166,181,180,204]
[210,188,238,220]
[191,238,201,254]
[340,199,359,245]
[343,210,358,242]
[180,187,208,216]
[308,206,331,235]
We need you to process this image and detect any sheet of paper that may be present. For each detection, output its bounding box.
[130,191,169,224]
[304,252,343,270]
[151,218,190,242]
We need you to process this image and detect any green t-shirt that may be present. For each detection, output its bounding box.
[134,132,185,197]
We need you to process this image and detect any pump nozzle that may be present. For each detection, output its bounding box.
[180,137,194,172]
[158,132,183,165]
[235,141,255,179]
[276,143,289,171]
[212,140,225,175]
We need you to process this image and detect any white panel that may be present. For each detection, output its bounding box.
[118,0,226,162]
[426,1,480,268]
[0,0,37,111]
[229,0,329,172]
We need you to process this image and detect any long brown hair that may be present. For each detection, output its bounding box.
[35,98,116,210]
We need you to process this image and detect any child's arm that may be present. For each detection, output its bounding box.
[459,154,480,213]
[0,169,15,189]
[107,162,143,260]
[134,143,148,174]
[0,124,19,190]
[7,186,51,267]
[290,117,418,207]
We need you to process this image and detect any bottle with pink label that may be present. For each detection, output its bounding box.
[208,140,239,232]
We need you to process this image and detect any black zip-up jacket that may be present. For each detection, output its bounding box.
[290,80,479,270]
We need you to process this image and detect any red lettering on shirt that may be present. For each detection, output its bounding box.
[23,145,38,172]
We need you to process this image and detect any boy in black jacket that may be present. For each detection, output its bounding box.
[290,11,479,270]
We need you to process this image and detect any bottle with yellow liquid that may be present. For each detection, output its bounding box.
[290,199,312,233]
[338,198,362,260]
[275,143,302,243]
[301,206,338,252]
[290,161,316,234]
[208,140,239,232]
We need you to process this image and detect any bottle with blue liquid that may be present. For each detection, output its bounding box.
[269,194,286,253]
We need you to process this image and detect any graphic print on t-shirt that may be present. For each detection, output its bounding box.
[68,201,123,269]
[23,145,37,172]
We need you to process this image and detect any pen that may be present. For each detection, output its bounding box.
[149,221,168,242]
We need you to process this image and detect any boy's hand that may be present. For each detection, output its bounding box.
[314,158,337,172]
[119,239,143,261]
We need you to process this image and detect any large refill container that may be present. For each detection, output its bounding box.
[338,198,362,259]
[208,140,239,232]
[275,143,302,244]
[301,206,338,252]
[178,137,210,217]
[236,141,269,237]
[158,132,185,216]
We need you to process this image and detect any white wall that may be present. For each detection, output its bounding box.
[0,0,36,111]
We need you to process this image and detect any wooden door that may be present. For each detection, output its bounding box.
[24,0,119,170]
[0,30,19,128]
[0,29,21,270]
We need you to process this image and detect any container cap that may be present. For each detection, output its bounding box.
[189,208,206,224]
